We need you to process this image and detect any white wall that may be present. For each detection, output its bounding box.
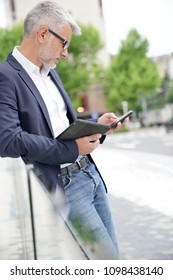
[0,0,10,28]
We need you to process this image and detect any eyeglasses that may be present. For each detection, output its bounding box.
[48,28,69,50]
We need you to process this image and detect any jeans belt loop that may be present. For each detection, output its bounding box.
[76,158,82,169]
[67,168,72,177]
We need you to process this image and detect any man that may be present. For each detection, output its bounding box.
[0,1,127,259]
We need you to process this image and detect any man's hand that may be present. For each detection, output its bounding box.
[75,133,101,155]
[98,112,117,125]
[98,112,129,134]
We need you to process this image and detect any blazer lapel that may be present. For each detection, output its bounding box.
[7,54,54,136]
[21,72,54,135]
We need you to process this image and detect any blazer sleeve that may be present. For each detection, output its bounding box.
[0,69,78,165]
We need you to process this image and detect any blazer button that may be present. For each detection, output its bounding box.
[56,173,61,179]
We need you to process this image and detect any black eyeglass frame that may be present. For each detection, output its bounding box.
[48,28,69,50]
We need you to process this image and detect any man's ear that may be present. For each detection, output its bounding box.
[37,26,49,43]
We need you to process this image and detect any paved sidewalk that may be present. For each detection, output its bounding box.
[109,195,173,260]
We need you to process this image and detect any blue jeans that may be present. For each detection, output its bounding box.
[62,162,119,260]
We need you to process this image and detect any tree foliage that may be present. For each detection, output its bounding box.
[165,81,173,103]
[0,22,104,109]
[0,23,23,63]
[57,23,104,108]
[104,28,161,113]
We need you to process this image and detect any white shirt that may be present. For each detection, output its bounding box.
[12,47,69,138]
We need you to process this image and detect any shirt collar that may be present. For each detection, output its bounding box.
[12,46,50,77]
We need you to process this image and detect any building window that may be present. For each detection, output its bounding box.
[99,0,103,16]
[10,0,16,20]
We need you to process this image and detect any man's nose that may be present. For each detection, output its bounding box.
[61,49,68,58]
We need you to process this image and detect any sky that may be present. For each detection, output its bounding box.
[102,0,173,57]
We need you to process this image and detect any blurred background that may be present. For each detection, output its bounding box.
[0,0,173,260]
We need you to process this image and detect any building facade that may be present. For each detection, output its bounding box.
[153,53,173,79]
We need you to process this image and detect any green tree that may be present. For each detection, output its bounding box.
[57,23,104,108]
[104,28,161,113]
[0,23,23,63]
[147,72,171,109]
[165,80,173,103]
[0,22,104,109]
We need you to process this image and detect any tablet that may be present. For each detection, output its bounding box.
[57,119,110,140]
[57,110,133,140]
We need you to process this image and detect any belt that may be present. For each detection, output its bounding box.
[61,156,90,176]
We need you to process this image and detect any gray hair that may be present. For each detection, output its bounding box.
[24,1,81,37]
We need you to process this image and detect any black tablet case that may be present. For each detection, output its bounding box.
[57,119,110,140]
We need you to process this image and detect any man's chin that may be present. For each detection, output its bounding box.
[44,63,56,70]
[49,64,57,69]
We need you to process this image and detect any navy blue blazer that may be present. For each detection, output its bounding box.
[0,54,105,192]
